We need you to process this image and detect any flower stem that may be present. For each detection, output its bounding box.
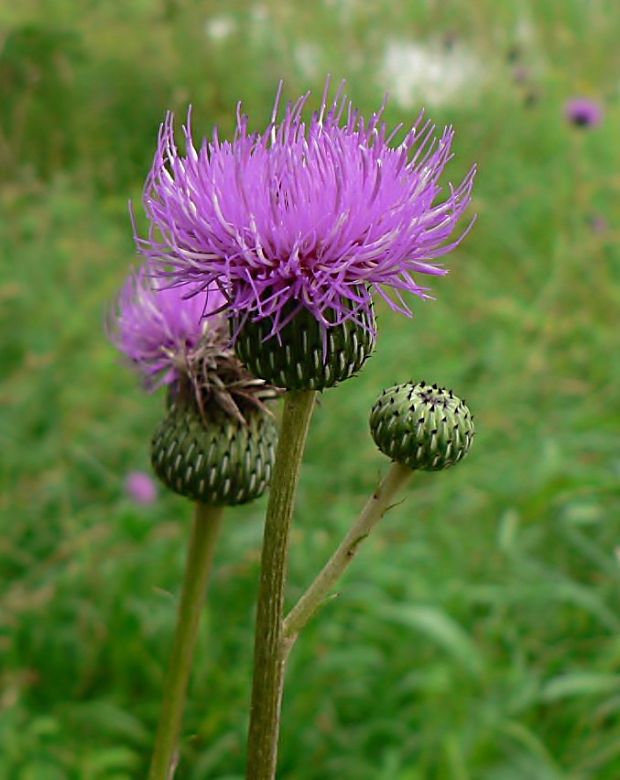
[283,461,411,642]
[148,502,224,780]
[245,389,317,780]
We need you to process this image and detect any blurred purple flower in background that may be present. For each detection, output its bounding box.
[108,262,225,389]
[512,65,530,84]
[125,471,158,504]
[588,213,608,234]
[565,97,604,128]
[134,79,476,340]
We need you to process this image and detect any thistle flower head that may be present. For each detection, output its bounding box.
[109,261,224,390]
[108,262,278,420]
[135,79,476,342]
[109,262,280,507]
[565,97,603,128]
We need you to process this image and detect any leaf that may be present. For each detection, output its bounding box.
[380,604,484,678]
[541,673,620,702]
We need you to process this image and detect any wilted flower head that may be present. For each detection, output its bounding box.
[565,97,604,128]
[135,79,475,340]
[108,261,225,389]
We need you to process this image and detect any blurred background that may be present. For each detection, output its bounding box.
[1,1,620,778]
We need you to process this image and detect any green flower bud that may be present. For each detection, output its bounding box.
[151,391,277,506]
[369,381,474,471]
[232,300,376,391]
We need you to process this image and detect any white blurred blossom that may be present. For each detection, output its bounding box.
[205,15,236,42]
[294,42,322,79]
[380,39,484,108]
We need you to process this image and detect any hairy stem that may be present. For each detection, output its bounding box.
[148,502,224,780]
[283,462,411,642]
[246,389,317,780]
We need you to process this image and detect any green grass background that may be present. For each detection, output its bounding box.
[2,1,620,778]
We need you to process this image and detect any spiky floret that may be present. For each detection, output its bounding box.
[134,79,476,349]
[369,381,474,471]
[152,381,277,506]
[232,297,375,390]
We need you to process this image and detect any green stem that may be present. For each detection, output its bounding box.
[245,389,317,780]
[148,502,224,780]
[283,462,411,642]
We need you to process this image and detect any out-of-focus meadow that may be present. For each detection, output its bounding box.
[2,1,620,778]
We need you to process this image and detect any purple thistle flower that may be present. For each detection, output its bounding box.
[108,262,225,389]
[135,79,476,339]
[125,470,158,504]
[565,97,604,128]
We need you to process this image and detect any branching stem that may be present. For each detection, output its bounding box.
[283,462,411,641]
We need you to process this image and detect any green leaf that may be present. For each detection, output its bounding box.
[541,673,620,702]
[380,605,484,678]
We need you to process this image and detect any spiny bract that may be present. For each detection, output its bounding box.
[233,298,375,391]
[152,391,277,506]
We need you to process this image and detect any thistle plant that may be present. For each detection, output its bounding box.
[130,78,476,779]
[108,262,278,780]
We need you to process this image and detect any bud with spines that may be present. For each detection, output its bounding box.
[233,299,376,391]
[151,386,278,506]
[369,381,474,471]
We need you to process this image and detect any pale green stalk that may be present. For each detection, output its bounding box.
[283,462,411,641]
[245,389,317,780]
[148,502,224,780]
